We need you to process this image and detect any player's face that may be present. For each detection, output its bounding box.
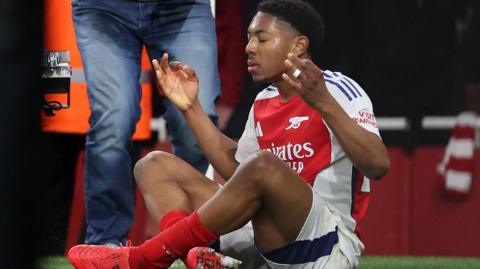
[246,12,299,83]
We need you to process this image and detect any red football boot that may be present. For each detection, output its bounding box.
[68,244,131,269]
[185,247,241,269]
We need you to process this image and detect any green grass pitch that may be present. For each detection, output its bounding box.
[37,256,480,269]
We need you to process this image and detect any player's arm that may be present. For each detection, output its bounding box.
[282,53,389,179]
[183,100,239,179]
[152,53,239,179]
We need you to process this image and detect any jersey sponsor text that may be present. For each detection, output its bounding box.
[353,109,377,128]
[264,142,314,173]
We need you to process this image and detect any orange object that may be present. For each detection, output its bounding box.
[42,0,152,140]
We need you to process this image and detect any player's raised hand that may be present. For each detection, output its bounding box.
[152,53,199,112]
[281,53,333,110]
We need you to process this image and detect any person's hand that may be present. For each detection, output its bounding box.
[282,53,332,110]
[152,53,199,112]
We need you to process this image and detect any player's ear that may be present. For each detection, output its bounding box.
[292,35,309,57]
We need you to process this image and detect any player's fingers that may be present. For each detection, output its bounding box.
[153,69,165,95]
[160,52,170,73]
[153,59,167,81]
[151,60,163,82]
[171,62,193,79]
[288,57,326,87]
[284,58,305,81]
[178,69,189,79]
[152,59,168,94]
[152,59,162,74]
[303,60,324,77]
[170,62,189,79]
[289,53,324,81]
[169,60,185,71]
[287,53,306,70]
[283,58,295,72]
[282,72,303,90]
[182,64,197,79]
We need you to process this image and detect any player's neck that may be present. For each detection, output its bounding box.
[275,80,297,101]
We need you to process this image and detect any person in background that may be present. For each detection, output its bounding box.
[40,0,154,253]
[72,0,220,246]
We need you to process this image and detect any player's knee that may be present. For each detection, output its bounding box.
[133,151,173,185]
[243,151,279,180]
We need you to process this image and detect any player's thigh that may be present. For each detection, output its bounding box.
[172,157,220,209]
[240,151,313,249]
[261,191,345,269]
[136,150,220,208]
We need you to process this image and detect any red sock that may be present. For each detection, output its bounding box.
[159,210,191,266]
[159,210,189,231]
[127,210,189,269]
[129,210,218,269]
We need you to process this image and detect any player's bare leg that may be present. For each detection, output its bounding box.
[198,150,312,252]
[133,151,242,268]
[134,150,220,223]
[68,151,230,269]
[68,150,313,269]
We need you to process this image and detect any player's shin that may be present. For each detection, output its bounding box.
[131,210,219,268]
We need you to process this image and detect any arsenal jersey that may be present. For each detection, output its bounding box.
[235,70,380,231]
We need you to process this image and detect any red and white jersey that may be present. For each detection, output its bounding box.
[235,70,380,232]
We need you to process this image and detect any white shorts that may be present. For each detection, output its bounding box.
[220,221,269,269]
[219,188,363,269]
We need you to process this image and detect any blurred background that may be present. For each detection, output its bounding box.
[1,0,479,268]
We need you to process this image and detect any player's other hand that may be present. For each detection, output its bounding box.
[281,53,332,110]
[152,53,199,112]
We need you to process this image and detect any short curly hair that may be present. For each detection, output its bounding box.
[258,0,325,61]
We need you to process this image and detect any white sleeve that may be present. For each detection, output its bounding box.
[323,72,381,164]
[324,74,380,138]
[235,106,260,163]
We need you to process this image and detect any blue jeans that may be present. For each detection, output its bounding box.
[72,0,220,245]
